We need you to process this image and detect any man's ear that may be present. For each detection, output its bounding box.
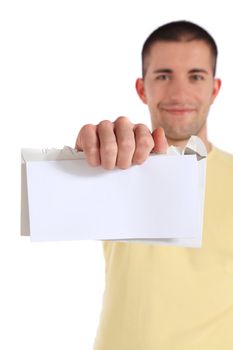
[135,78,147,104]
[211,78,222,104]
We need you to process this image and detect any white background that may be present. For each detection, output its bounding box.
[1,1,233,349]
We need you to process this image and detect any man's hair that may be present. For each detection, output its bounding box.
[142,20,218,77]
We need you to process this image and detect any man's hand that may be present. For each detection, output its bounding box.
[75,116,168,170]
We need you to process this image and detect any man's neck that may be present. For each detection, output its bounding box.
[166,124,212,153]
[166,137,212,153]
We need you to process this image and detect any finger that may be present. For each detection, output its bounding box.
[114,116,135,169]
[132,124,154,165]
[97,120,118,170]
[151,127,168,154]
[75,124,100,167]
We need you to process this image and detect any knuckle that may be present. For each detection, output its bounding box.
[136,123,149,129]
[101,142,117,156]
[116,155,130,169]
[76,124,96,151]
[133,151,148,165]
[84,146,100,167]
[133,152,145,164]
[117,162,131,170]
[103,163,115,170]
[114,116,131,125]
[85,144,98,156]
[137,135,154,149]
[118,139,134,152]
[98,120,113,129]
[81,123,95,134]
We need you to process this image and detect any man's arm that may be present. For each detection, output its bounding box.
[76,116,168,169]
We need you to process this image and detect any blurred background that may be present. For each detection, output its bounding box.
[0,1,232,348]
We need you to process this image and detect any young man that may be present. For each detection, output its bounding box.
[76,21,233,349]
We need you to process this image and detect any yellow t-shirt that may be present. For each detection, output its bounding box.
[93,147,233,350]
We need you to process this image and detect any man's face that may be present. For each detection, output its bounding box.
[136,40,221,143]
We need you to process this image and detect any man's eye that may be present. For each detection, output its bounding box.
[156,75,170,80]
[191,75,204,81]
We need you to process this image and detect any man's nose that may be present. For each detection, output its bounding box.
[167,78,189,103]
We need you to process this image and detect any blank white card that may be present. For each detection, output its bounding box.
[23,152,204,246]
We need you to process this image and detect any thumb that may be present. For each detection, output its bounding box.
[151,127,168,154]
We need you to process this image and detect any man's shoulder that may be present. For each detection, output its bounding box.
[209,146,233,170]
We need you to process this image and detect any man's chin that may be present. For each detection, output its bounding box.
[164,130,193,142]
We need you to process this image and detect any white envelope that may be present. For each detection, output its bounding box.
[21,136,207,247]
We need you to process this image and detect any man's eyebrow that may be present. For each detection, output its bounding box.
[153,69,173,74]
[188,68,209,74]
[152,68,209,74]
